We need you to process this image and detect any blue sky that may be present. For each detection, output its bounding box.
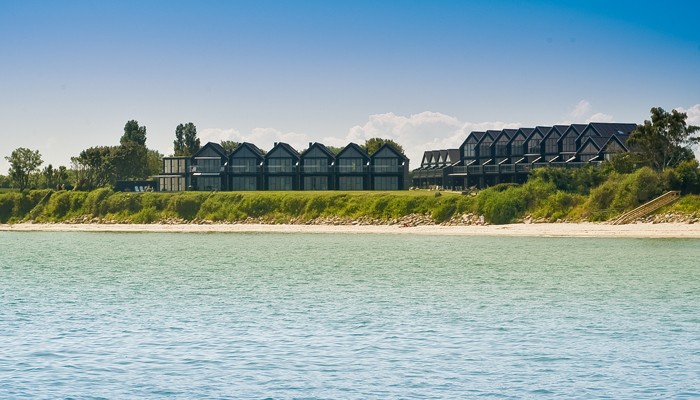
[2,0,700,172]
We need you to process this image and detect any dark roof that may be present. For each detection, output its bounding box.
[446,149,461,165]
[266,142,300,159]
[571,124,588,133]
[336,142,370,159]
[552,125,569,134]
[192,141,228,158]
[588,122,637,137]
[518,128,535,138]
[534,126,552,136]
[229,142,264,158]
[300,142,335,159]
[370,142,409,161]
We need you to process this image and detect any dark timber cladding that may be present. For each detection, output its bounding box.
[414,122,636,190]
[157,141,410,191]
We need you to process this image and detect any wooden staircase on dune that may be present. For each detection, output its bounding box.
[611,191,681,225]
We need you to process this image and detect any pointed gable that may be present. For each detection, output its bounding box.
[421,151,433,167]
[336,143,369,161]
[300,142,335,160]
[371,143,408,161]
[266,142,300,160]
[229,142,264,160]
[192,142,227,159]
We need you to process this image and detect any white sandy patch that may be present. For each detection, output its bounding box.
[1,223,700,238]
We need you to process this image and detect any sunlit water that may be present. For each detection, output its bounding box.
[1,232,699,398]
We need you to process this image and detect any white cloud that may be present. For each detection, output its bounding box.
[198,111,521,166]
[675,104,700,161]
[570,100,591,118]
[585,112,614,123]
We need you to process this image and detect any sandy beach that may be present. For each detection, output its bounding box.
[2,222,700,238]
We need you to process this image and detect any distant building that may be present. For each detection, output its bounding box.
[156,141,410,191]
[412,122,636,189]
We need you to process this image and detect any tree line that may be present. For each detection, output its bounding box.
[2,119,408,192]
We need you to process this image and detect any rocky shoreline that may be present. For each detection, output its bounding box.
[23,210,700,227]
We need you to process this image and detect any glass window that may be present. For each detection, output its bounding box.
[231,158,257,173]
[267,158,294,173]
[374,176,398,190]
[562,136,576,152]
[338,158,364,173]
[545,137,559,153]
[373,158,398,173]
[196,176,221,191]
[479,139,492,158]
[339,176,364,190]
[463,143,476,158]
[231,176,257,191]
[268,176,293,190]
[527,135,541,154]
[495,138,508,157]
[510,140,524,156]
[303,176,328,190]
[303,158,328,173]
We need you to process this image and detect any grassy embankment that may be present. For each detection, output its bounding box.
[1,167,698,225]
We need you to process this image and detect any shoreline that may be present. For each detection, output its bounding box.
[2,222,700,238]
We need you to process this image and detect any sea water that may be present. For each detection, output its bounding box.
[0,232,699,398]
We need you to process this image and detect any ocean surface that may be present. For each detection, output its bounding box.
[1,232,699,399]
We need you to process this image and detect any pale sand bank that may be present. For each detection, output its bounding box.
[2,222,700,238]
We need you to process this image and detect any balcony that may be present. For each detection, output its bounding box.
[230,165,259,174]
[467,165,483,175]
[337,165,367,174]
[265,165,296,173]
[484,165,499,174]
[189,165,224,174]
[302,165,329,174]
[371,165,401,173]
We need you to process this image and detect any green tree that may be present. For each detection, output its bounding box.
[121,120,147,146]
[71,146,115,190]
[326,146,343,155]
[174,122,201,156]
[5,147,43,191]
[42,164,57,189]
[220,140,240,153]
[362,138,405,155]
[628,107,700,171]
[112,143,149,180]
[146,149,164,176]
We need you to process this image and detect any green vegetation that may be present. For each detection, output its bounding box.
[1,162,699,225]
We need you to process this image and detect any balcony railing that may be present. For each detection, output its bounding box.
[230,165,259,173]
[467,166,483,174]
[265,166,296,173]
[371,166,402,173]
[302,165,329,173]
[337,165,367,173]
[484,165,499,174]
[189,165,224,173]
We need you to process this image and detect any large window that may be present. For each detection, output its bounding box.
[510,139,524,156]
[268,176,293,190]
[545,137,559,153]
[231,158,258,173]
[579,143,598,162]
[303,176,328,190]
[339,176,364,190]
[463,143,476,158]
[373,158,398,173]
[159,176,186,191]
[338,158,364,173]
[163,158,188,174]
[267,158,294,173]
[527,135,541,154]
[303,158,328,173]
[231,176,257,191]
[195,176,221,191]
[194,158,221,173]
[374,176,398,190]
[495,138,508,157]
[479,139,492,158]
[562,136,576,152]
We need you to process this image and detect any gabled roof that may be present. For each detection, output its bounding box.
[229,142,264,159]
[300,142,335,159]
[576,136,605,154]
[192,142,227,158]
[491,129,515,146]
[588,122,637,137]
[518,128,535,140]
[601,134,630,152]
[533,126,552,137]
[336,142,370,160]
[370,143,409,161]
[421,151,433,166]
[266,142,300,159]
[446,149,460,166]
[462,131,486,145]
